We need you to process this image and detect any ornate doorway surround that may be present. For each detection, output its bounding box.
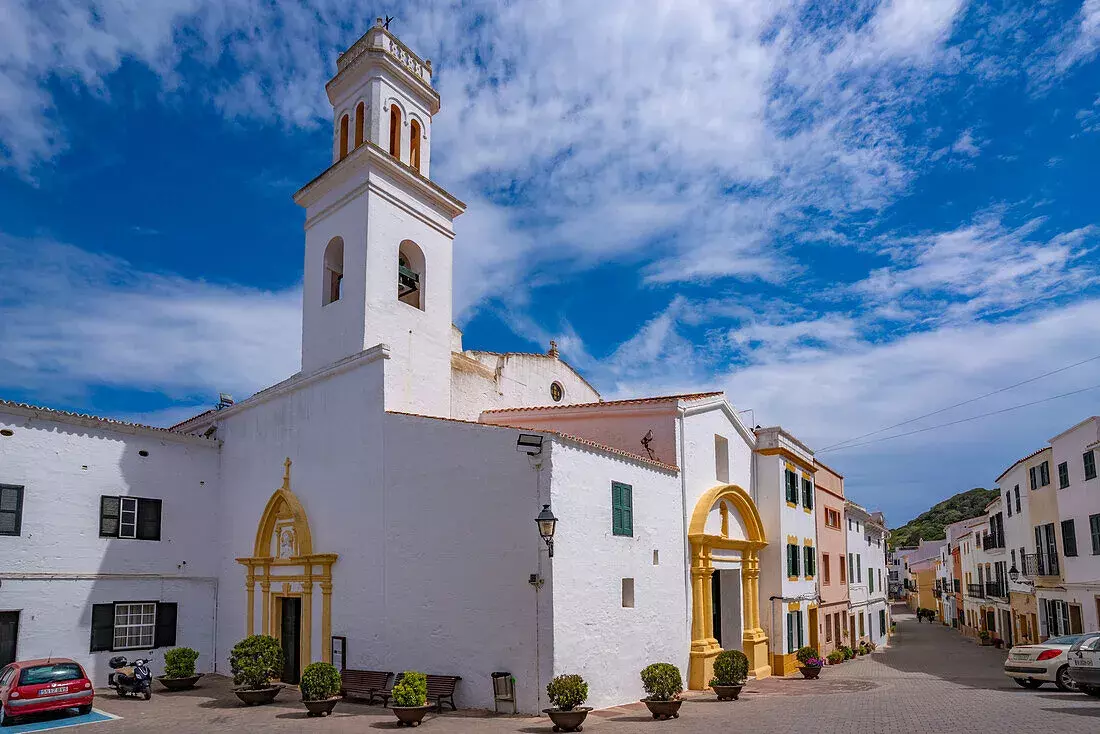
[237,458,338,677]
[687,484,770,689]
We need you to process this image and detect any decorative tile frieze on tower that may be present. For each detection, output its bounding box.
[295,20,465,417]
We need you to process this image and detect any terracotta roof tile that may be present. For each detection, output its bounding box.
[0,398,216,442]
[481,391,722,415]
[995,446,1049,483]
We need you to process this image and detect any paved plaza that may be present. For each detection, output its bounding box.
[16,606,1098,733]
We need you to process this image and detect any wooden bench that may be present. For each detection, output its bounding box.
[379,673,462,712]
[340,669,393,704]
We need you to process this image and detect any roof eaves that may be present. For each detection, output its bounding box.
[481,391,722,415]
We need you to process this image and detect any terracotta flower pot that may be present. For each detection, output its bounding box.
[234,685,282,706]
[391,704,434,727]
[642,698,682,720]
[156,674,203,691]
[799,666,822,679]
[711,683,743,700]
[543,706,591,732]
[302,696,342,717]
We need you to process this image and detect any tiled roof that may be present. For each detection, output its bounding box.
[995,446,1049,483]
[481,391,722,415]
[169,409,216,431]
[0,398,215,442]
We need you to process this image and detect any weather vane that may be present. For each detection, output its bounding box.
[384,15,394,30]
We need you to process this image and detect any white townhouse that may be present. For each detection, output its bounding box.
[844,503,888,647]
[936,540,955,627]
[996,453,1041,644]
[0,21,842,713]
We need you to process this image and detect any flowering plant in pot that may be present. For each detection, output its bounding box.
[157,647,203,691]
[543,674,590,732]
[300,662,343,717]
[840,645,854,660]
[640,663,683,720]
[978,630,992,646]
[390,671,433,727]
[796,646,823,679]
[826,650,845,665]
[230,635,284,705]
[709,650,748,701]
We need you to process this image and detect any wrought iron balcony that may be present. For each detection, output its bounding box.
[1022,552,1060,577]
[982,533,1006,551]
[984,581,1007,599]
[967,583,985,598]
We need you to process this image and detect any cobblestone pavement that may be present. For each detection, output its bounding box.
[55,606,1100,732]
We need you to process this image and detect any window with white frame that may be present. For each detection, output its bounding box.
[113,603,156,650]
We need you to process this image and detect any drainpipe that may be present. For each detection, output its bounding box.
[677,406,692,647]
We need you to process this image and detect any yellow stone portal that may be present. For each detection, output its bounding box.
[687,484,771,688]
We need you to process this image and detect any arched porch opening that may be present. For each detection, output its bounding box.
[687,484,770,688]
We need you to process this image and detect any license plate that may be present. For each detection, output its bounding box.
[1073,658,1094,667]
[1011,653,1029,660]
[40,687,68,695]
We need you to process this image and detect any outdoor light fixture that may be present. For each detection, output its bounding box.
[535,504,558,557]
[1008,565,1019,583]
[517,433,544,455]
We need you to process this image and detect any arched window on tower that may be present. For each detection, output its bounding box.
[389,105,402,160]
[354,102,365,148]
[338,114,349,160]
[323,237,344,306]
[398,240,424,310]
[410,119,422,173]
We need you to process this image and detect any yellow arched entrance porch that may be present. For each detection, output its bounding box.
[236,459,338,680]
[687,484,770,689]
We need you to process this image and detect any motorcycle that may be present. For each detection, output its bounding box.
[107,656,152,700]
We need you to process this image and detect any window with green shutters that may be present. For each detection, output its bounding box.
[786,611,804,652]
[801,477,813,510]
[784,469,798,503]
[787,543,800,577]
[868,570,874,594]
[1085,451,1097,481]
[1058,462,1069,489]
[1062,519,1078,557]
[1090,514,1100,555]
[611,482,633,537]
[803,546,815,577]
[848,553,854,583]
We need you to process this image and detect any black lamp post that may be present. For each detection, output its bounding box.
[535,504,558,558]
[1008,565,1019,583]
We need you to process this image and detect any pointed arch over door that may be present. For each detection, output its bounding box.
[237,458,338,679]
[687,484,770,688]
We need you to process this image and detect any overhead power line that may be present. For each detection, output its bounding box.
[819,382,1100,454]
[818,352,1100,452]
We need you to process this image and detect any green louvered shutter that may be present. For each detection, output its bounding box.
[612,482,633,537]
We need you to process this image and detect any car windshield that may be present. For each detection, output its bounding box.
[1045,635,1084,646]
[18,664,84,686]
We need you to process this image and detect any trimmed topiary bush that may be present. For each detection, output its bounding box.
[391,671,428,707]
[300,662,342,701]
[546,674,589,711]
[230,635,284,690]
[795,646,820,665]
[163,647,199,679]
[827,650,845,665]
[710,650,749,686]
[641,663,683,702]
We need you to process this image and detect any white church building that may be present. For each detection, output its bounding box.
[0,21,832,712]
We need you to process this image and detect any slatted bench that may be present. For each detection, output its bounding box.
[340,669,393,704]
[379,673,462,712]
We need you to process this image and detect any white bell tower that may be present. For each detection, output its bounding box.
[294,19,465,416]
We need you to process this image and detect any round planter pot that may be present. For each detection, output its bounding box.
[391,705,434,727]
[543,706,591,732]
[302,696,342,717]
[799,666,822,679]
[642,698,682,720]
[156,674,203,691]
[234,686,282,706]
[710,684,743,701]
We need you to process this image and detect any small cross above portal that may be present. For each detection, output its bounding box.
[282,457,293,490]
[376,15,395,30]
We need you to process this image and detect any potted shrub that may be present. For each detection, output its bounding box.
[992,638,1004,649]
[640,663,683,720]
[230,635,284,705]
[841,645,854,660]
[978,630,992,646]
[709,650,748,700]
[543,674,590,732]
[300,662,343,717]
[157,647,203,691]
[795,646,823,679]
[826,650,845,665]
[390,671,433,727]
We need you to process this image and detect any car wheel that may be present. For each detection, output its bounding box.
[78,704,93,715]
[1014,677,1044,689]
[1079,684,1100,698]
[0,706,12,728]
[1055,665,1078,692]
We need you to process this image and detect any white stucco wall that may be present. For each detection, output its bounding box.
[547,441,684,711]
[451,352,600,421]
[0,408,220,682]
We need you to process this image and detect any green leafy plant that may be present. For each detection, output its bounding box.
[163,647,199,679]
[840,645,854,660]
[640,663,683,702]
[546,674,588,711]
[826,650,845,665]
[229,635,284,690]
[795,646,820,665]
[391,671,428,708]
[300,662,342,701]
[979,630,991,641]
[709,650,749,686]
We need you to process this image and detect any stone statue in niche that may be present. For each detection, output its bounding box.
[278,526,297,559]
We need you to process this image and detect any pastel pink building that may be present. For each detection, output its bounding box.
[814,462,849,655]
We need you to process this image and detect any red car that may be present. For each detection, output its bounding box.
[0,658,94,726]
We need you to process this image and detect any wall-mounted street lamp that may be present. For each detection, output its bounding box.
[517,434,544,455]
[535,504,558,558]
[1008,565,1020,583]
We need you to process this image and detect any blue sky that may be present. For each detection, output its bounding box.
[2,0,1099,526]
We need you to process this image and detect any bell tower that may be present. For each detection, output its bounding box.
[294,20,465,416]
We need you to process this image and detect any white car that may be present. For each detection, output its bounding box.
[1004,634,1092,691]
[1068,632,1100,697]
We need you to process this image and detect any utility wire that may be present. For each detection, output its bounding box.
[818,352,1100,452]
[819,382,1100,454]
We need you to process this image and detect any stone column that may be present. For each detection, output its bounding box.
[302,576,314,671]
[260,577,271,636]
[320,577,333,664]
[245,572,256,636]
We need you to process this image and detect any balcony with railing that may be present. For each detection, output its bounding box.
[1023,552,1060,577]
[967,583,985,598]
[984,581,1007,599]
[982,533,1006,551]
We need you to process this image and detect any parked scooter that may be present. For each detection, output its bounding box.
[107,656,152,700]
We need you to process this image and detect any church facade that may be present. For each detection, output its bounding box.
[0,21,834,712]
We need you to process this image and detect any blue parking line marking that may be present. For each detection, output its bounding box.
[4,708,117,732]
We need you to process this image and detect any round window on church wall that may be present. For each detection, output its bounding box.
[550,381,564,402]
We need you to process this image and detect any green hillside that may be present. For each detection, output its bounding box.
[888,487,998,548]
